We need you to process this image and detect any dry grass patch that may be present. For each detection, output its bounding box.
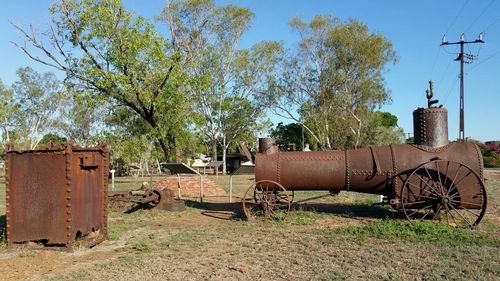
[0,174,498,280]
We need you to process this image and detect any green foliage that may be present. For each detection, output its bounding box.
[38,133,67,147]
[264,15,397,149]
[362,111,404,146]
[270,122,311,151]
[405,136,415,144]
[160,0,276,168]
[374,111,398,128]
[5,67,66,150]
[479,142,500,168]
[57,92,106,146]
[331,220,498,246]
[0,80,15,149]
[17,0,192,159]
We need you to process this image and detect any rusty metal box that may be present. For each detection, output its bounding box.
[5,143,108,250]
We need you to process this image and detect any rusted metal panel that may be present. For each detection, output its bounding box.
[255,150,346,191]
[6,143,108,250]
[6,151,68,244]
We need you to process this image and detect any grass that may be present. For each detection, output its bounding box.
[330,219,498,246]
[0,171,499,280]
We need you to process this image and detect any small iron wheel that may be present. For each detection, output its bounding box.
[242,180,292,220]
[401,159,487,228]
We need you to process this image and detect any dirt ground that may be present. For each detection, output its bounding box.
[0,174,498,280]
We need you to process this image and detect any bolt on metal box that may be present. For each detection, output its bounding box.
[5,143,109,251]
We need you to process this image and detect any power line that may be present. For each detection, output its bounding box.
[436,59,453,92]
[465,0,496,33]
[483,15,500,32]
[442,76,459,105]
[444,0,471,35]
[467,48,500,73]
[429,46,441,79]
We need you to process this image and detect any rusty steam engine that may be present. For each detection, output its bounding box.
[243,83,486,227]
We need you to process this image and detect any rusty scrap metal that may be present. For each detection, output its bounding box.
[245,86,486,227]
[6,143,108,250]
[109,187,185,212]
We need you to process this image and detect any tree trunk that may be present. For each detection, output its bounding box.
[222,136,228,175]
[211,138,218,162]
[157,138,170,161]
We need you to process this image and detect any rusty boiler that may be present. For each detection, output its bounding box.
[245,82,486,227]
[5,143,109,250]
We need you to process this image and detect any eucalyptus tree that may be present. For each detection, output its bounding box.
[0,81,15,149]
[162,0,251,160]
[10,67,67,150]
[162,0,279,172]
[264,15,397,149]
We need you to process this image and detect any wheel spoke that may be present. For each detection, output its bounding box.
[448,165,463,196]
[453,170,473,189]
[420,208,433,221]
[435,161,444,194]
[445,204,460,226]
[408,175,439,196]
[415,194,440,200]
[423,166,443,196]
[448,204,473,226]
[432,204,443,220]
[456,205,482,217]
[416,175,441,197]
[407,181,440,197]
[450,199,483,207]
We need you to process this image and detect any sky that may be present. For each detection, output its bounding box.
[1,0,499,142]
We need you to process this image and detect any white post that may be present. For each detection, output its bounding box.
[110,169,116,191]
[177,174,182,199]
[157,159,162,175]
[200,175,204,203]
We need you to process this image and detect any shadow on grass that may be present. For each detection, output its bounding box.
[186,200,245,220]
[293,202,398,220]
[186,199,400,221]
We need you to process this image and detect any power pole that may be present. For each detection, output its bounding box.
[441,33,484,141]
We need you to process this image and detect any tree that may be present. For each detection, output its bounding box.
[270,122,308,151]
[264,15,397,149]
[57,92,107,146]
[181,2,254,162]
[363,111,404,146]
[162,1,280,172]
[0,80,16,149]
[10,67,66,150]
[13,0,191,160]
[38,133,67,147]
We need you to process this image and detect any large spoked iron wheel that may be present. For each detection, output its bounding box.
[242,180,293,221]
[401,159,487,228]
